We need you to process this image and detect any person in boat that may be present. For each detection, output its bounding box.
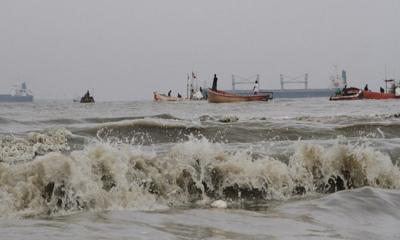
[253,80,260,95]
[342,85,347,95]
[212,74,218,91]
[364,84,369,91]
[190,88,194,99]
[380,87,385,93]
[168,90,172,97]
[177,93,182,98]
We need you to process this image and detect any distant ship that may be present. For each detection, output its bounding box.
[228,70,346,99]
[0,83,33,102]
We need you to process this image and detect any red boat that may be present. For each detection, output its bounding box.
[330,87,400,101]
[362,90,398,99]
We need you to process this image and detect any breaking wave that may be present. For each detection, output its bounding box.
[0,137,399,217]
[75,118,204,144]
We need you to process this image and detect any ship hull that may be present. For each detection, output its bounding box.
[208,89,270,103]
[0,95,33,102]
[362,91,398,99]
[228,88,336,98]
[153,92,182,101]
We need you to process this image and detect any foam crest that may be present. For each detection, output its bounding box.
[99,118,201,129]
[289,143,400,193]
[0,128,72,162]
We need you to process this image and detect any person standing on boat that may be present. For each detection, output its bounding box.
[380,87,385,93]
[168,90,172,97]
[253,80,260,95]
[364,84,369,91]
[212,74,218,91]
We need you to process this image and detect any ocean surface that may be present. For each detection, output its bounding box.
[1,98,400,239]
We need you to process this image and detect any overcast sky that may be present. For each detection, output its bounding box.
[0,0,399,100]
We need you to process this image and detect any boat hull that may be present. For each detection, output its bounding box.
[329,88,362,101]
[0,95,33,102]
[153,92,181,101]
[208,89,270,103]
[330,87,400,101]
[80,97,95,103]
[362,91,398,99]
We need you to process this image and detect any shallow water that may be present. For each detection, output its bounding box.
[0,98,399,239]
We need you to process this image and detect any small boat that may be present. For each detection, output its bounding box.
[207,89,272,103]
[153,92,183,101]
[329,87,362,101]
[80,90,95,103]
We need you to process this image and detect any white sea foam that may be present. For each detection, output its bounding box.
[0,128,72,163]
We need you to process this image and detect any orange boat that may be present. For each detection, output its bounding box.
[362,90,398,99]
[208,89,272,103]
[330,87,400,101]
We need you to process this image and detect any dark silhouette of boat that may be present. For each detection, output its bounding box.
[80,90,95,103]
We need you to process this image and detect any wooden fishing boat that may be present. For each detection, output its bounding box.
[329,87,362,101]
[208,89,271,103]
[153,92,183,101]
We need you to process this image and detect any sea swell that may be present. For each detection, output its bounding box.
[4,112,400,143]
[277,187,400,239]
[72,117,400,145]
[0,137,399,217]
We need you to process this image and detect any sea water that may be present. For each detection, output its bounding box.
[0,98,399,239]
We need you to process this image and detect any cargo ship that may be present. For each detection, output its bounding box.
[229,88,335,98]
[228,70,345,99]
[0,83,33,102]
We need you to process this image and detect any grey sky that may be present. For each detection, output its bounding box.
[0,0,399,100]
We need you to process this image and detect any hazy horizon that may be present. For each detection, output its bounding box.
[1,0,399,101]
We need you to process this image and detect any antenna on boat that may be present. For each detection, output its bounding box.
[385,64,388,93]
[385,64,388,81]
[383,64,396,93]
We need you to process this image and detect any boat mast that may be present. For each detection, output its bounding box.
[187,73,189,99]
[385,64,388,92]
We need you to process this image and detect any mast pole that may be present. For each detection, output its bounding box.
[187,73,189,99]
